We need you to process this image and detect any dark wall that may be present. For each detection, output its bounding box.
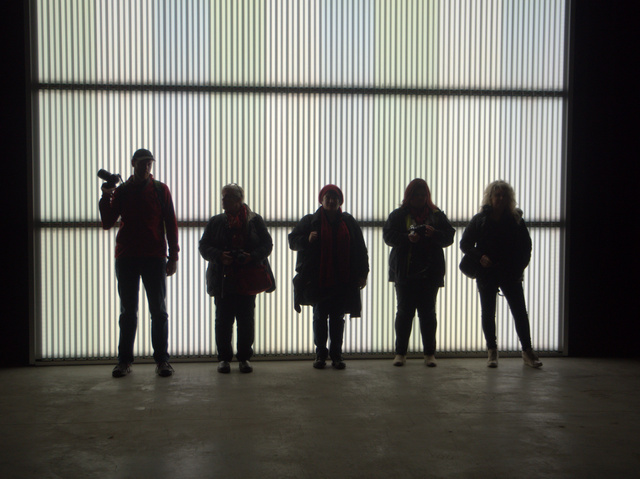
[2,2,30,366]
[2,1,638,365]
[567,2,640,356]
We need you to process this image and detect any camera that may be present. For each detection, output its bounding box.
[230,250,250,264]
[97,169,122,189]
[409,224,428,235]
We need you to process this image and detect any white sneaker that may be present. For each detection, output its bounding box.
[424,354,437,367]
[393,355,406,367]
[522,348,542,368]
[487,348,498,368]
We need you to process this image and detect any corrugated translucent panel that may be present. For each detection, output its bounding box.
[32,0,568,360]
[36,0,566,89]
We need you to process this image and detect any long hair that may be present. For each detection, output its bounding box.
[481,180,519,219]
[401,178,438,211]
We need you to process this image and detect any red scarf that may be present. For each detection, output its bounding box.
[319,208,351,288]
[226,204,248,250]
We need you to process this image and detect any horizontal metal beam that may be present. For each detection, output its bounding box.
[37,220,565,229]
[36,82,567,98]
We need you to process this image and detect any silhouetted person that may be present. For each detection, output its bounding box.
[99,149,179,377]
[199,184,275,374]
[289,185,369,370]
[460,180,542,368]
[384,179,455,367]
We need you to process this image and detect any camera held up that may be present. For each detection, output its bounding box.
[409,224,428,236]
[97,169,122,189]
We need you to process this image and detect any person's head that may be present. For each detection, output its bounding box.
[221,183,244,213]
[131,149,155,182]
[318,184,344,212]
[402,178,437,211]
[482,180,517,216]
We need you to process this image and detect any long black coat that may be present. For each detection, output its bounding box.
[383,207,455,286]
[459,205,532,282]
[288,208,369,315]
[199,206,275,297]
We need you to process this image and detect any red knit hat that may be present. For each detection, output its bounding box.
[318,184,344,205]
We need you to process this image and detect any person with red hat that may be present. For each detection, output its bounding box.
[383,179,455,368]
[289,185,369,370]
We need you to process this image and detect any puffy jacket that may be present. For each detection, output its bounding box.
[459,205,532,282]
[199,206,275,297]
[383,207,455,286]
[288,208,369,315]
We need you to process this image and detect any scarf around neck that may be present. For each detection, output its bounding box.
[226,204,248,250]
[319,207,351,288]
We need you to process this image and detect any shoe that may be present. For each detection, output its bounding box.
[313,357,326,369]
[522,348,543,368]
[217,360,231,374]
[112,363,131,378]
[487,348,498,368]
[331,359,346,370]
[393,355,406,367]
[239,360,253,373]
[424,354,437,367]
[156,361,174,377]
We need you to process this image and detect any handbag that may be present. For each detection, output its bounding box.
[233,263,274,295]
[459,254,481,279]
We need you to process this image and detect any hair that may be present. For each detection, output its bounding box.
[401,178,438,211]
[481,180,519,218]
[221,183,244,201]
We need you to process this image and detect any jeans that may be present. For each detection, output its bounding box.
[214,293,256,362]
[394,281,440,356]
[115,257,169,364]
[477,275,532,351]
[313,292,347,361]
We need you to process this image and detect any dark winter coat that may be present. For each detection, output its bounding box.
[199,206,275,297]
[383,207,455,286]
[288,208,369,315]
[459,205,532,282]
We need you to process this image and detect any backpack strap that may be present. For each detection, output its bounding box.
[153,180,166,216]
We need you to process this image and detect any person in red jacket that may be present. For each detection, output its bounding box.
[99,149,179,378]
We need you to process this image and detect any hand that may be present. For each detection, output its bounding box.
[221,251,234,265]
[480,255,493,268]
[309,231,319,243]
[408,232,420,243]
[101,186,116,197]
[166,259,177,276]
[423,225,435,237]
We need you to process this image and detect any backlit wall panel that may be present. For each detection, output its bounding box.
[32,0,569,360]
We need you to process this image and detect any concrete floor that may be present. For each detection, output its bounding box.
[1,358,639,479]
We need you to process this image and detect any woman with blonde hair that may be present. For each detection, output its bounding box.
[460,180,542,368]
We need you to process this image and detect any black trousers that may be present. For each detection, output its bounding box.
[312,292,347,361]
[477,275,532,351]
[214,293,256,362]
[394,281,440,356]
[115,257,169,364]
